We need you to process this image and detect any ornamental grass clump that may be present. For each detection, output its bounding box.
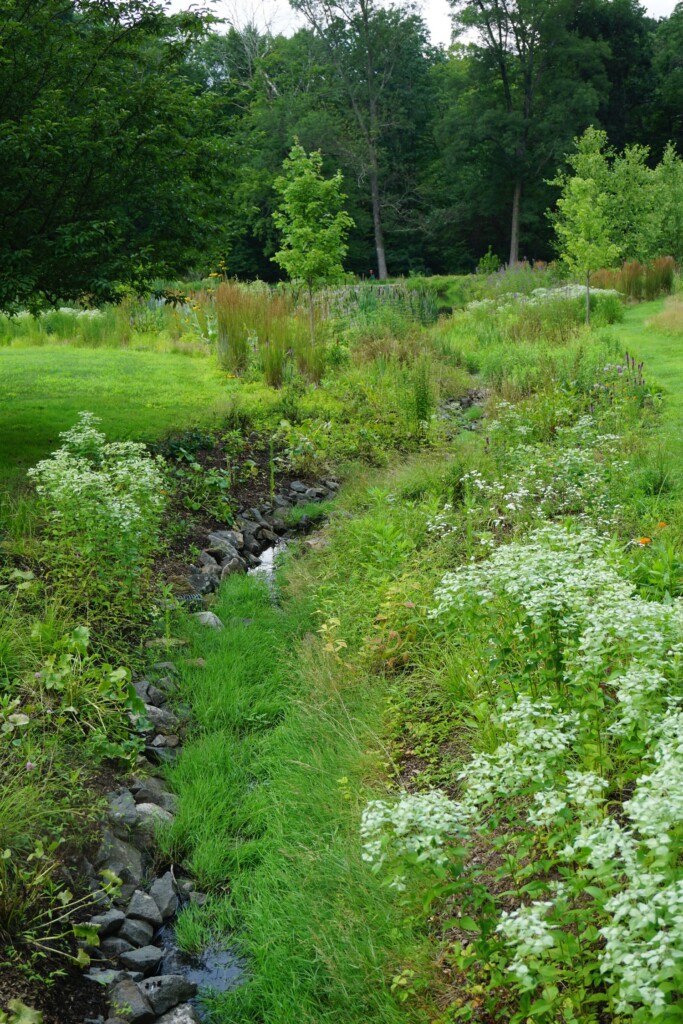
[28,412,165,631]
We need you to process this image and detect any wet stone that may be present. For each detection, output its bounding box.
[118,945,163,976]
[155,1007,201,1024]
[149,871,178,920]
[89,908,125,939]
[139,975,197,1016]
[109,978,154,1023]
[127,889,163,928]
[106,790,138,830]
[118,916,154,947]
[101,937,135,958]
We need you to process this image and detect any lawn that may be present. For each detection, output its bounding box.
[0,345,231,487]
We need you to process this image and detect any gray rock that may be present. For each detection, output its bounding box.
[118,945,163,976]
[206,533,240,559]
[241,533,261,555]
[199,550,218,568]
[143,704,179,735]
[106,790,138,830]
[177,879,195,897]
[258,528,278,544]
[149,734,181,751]
[145,684,167,707]
[135,802,175,835]
[149,872,178,920]
[210,528,244,550]
[184,571,215,596]
[151,661,179,677]
[89,908,125,938]
[85,968,143,987]
[290,481,307,493]
[101,936,135,958]
[110,978,154,1022]
[127,890,163,927]
[189,891,207,907]
[139,975,197,1015]
[118,917,154,947]
[94,832,144,902]
[193,611,223,629]
[155,1006,201,1024]
[323,479,339,491]
[221,556,247,578]
[304,488,319,500]
[132,680,150,703]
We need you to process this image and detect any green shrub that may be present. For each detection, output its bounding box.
[28,412,165,631]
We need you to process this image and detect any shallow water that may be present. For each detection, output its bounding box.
[157,923,246,1015]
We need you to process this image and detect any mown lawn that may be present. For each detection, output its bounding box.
[0,345,231,486]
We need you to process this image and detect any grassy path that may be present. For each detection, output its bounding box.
[608,299,683,433]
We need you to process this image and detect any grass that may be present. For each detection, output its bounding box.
[0,345,232,487]
[162,567,435,1023]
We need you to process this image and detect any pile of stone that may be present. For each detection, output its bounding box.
[80,664,205,1024]
[167,477,339,603]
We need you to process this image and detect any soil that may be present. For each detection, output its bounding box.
[0,960,108,1024]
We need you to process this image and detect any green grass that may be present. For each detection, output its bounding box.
[0,346,232,487]
[163,566,434,1024]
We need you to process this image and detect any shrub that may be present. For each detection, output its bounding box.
[28,413,165,630]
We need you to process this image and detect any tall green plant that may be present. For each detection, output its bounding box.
[272,143,354,343]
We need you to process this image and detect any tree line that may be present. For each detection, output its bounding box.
[2,0,683,308]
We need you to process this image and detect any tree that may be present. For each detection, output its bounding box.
[550,129,619,324]
[272,143,354,338]
[448,0,607,265]
[289,0,430,279]
[0,0,230,310]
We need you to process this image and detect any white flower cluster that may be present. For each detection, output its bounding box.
[496,900,557,985]
[360,790,470,887]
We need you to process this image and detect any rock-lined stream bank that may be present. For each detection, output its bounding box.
[78,478,338,1024]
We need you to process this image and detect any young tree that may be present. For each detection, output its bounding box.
[272,143,354,338]
[550,131,619,324]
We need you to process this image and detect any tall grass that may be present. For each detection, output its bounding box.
[593,256,677,300]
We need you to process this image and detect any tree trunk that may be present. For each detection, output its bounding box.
[509,180,522,266]
[369,164,388,279]
[585,269,591,326]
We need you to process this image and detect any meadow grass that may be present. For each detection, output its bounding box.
[0,345,232,487]
[162,564,439,1023]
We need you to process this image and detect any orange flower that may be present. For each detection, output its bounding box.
[637,537,652,546]
[657,522,667,529]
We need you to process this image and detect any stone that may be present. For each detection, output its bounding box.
[185,571,215,596]
[132,680,150,703]
[149,871,178,920]
[210,528,244,549]
[134,778,177,813]
[207,533,240,559]
[189,891,207,907]
[221,556,247,579]
[145,685,167,707]
[193,611,223,629]
[106,790,138,830]
[118,945,163,976]
[290,481,307,493]
[139,976,197,1015]
[258,528,278,545]
[241,533,261,555]
[126,890,163,928]
[89,908,125,939]
[143,704,180,735]
[177,879,195,897]
[135,802,175,834]
[94,832,144,902]
[110,978,154,1022]
[118,917,154,947]
[151,661,179,677]
[85,968,143,987]
[150,734,180,750]
[156,1007,201,1024]
[199,550,218,568]
[101,936,135,958]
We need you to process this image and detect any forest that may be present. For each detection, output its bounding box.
[3,0,683,309]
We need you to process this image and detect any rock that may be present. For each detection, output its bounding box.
[209,528,244,550]
[146,684,167,707]
[241,533,261,555]
[186,571,216,596]
[101,937,135,958]
[189,891,207,907]
[94,832,144,902]
[177,879,195,897]
[151,661,179,677]
[86,968,143,987]
[118,945,163,976]
[271,517,288,535]
[106,790,138,830]
[118,917,154,947]
[135,802,175,835]
[143,704,180,735]
[89,908,125,939]
[290,481,307,493]
[198,550,218,568]
[133,777,177,813]
[139,976,197,1016]
[144,746,180,766]
[221,556,247,578]
[155,1006,201,1024]
[272,495,290,509]
[132,680,150,703]
[110,978,154,1022]
[193,611,223,629]
[150,734,181,750]
[258,528,278,545]
[127,890,163,928]
[149,871,178,920]
[183,657,205,669]
[323,478,339,490]
[206,534,240,560]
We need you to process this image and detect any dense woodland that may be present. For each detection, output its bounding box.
[2,0,683,308]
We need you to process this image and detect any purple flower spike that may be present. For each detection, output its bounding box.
[26,761,35,771]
